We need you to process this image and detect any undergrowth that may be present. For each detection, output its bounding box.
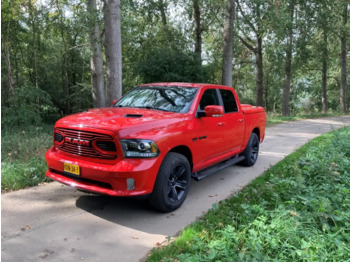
[1,124,53,191]
[148,127,350,261]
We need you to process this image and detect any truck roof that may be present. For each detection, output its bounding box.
[139,82,231,89]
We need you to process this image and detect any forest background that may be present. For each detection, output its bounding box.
[1,0,349,128]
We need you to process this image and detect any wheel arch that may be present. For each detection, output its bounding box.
[168,145,193,172]
[252,127,260,139]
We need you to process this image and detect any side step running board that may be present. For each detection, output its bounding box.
[192,155,245,181]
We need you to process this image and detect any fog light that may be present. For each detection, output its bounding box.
[126,178,135,190]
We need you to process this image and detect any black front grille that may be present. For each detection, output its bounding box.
[55,128,117,160]
[96,141,117,152]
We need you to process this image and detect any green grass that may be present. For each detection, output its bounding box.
[266,112,341,126]
[147,127,350,261]
[1,124,53,191]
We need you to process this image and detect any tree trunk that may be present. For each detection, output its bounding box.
[265,69,269,111]
[237,0,264,106]
[340,3,348,113]
[282,1,294,116]
[322,27,328,113]
[88,0,105,108]
[256,36,264,106]
[158,0,167,26]
[56,0,70,113]
[221,0,235,87]
[193,0,202,61]
[29,1,39,88]
[104,0,122,105]
[4,42,15,97]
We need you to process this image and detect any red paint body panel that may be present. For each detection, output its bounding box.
[45,83,266,196]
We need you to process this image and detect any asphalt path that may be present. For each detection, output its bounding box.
[2,116,349,261]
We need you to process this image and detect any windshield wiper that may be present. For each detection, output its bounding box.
[136,106,171,112]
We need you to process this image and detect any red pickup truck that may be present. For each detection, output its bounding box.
[46,83,266,212]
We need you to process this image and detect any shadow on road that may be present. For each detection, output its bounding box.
[75,193,184,235]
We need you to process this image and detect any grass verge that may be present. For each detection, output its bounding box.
[1,124,53,192]
[147,127,350,261]
[266,112,341,126]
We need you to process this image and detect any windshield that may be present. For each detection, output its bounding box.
[114,86,198,113]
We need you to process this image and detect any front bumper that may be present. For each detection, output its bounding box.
[45,146,163,196]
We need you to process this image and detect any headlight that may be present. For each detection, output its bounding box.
[120,139,160,158]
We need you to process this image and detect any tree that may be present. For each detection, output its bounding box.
[319,1,329,113]
[158,0,168,26]
[282,0,295,116]
[2,0,16,98]
[88,0,105,108]
[221,0,235,86]
[193,0,202,61]
[236,0,266,106]
[138,48,209,83]
[340,2,348,113]
[104,0,122,105]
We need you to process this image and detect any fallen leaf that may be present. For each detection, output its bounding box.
[20,225,31,231]
[290,211,299,217]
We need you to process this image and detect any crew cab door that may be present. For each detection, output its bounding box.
[192,89,228,167]
[218,89,245,153]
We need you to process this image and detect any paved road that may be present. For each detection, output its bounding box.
[2,116,349,262]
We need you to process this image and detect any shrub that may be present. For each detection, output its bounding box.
[1,85,55,129]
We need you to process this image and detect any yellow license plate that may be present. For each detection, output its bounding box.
[63,163,80,176]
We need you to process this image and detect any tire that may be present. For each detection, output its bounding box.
[240,132,260,167]
[149,152,191,212]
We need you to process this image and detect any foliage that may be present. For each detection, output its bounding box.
[1,124,53,191]
[138,48,210,83]
[1,159,51,192]
[147,127,350,261]
[2,0,348,120]
[1,86,56,128]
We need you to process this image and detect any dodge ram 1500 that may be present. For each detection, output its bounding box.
[46,83,266,212]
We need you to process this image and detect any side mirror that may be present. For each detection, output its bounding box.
[112,99,118,106]
[204,105,224,117]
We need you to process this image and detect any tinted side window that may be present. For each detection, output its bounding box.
[220,89,238,113]
[199,89,220,110]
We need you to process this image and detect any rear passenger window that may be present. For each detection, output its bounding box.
[220,89,238,113]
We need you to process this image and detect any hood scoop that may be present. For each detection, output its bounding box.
[124,114,143,118]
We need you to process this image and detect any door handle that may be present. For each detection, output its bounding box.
[238,119,243,123]
[218,122,224,126]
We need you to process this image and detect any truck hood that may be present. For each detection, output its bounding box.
[55,107,186,138]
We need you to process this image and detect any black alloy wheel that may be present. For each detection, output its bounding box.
[167,164,188,203]
[149,152,191,212]
[240,132,260,167]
